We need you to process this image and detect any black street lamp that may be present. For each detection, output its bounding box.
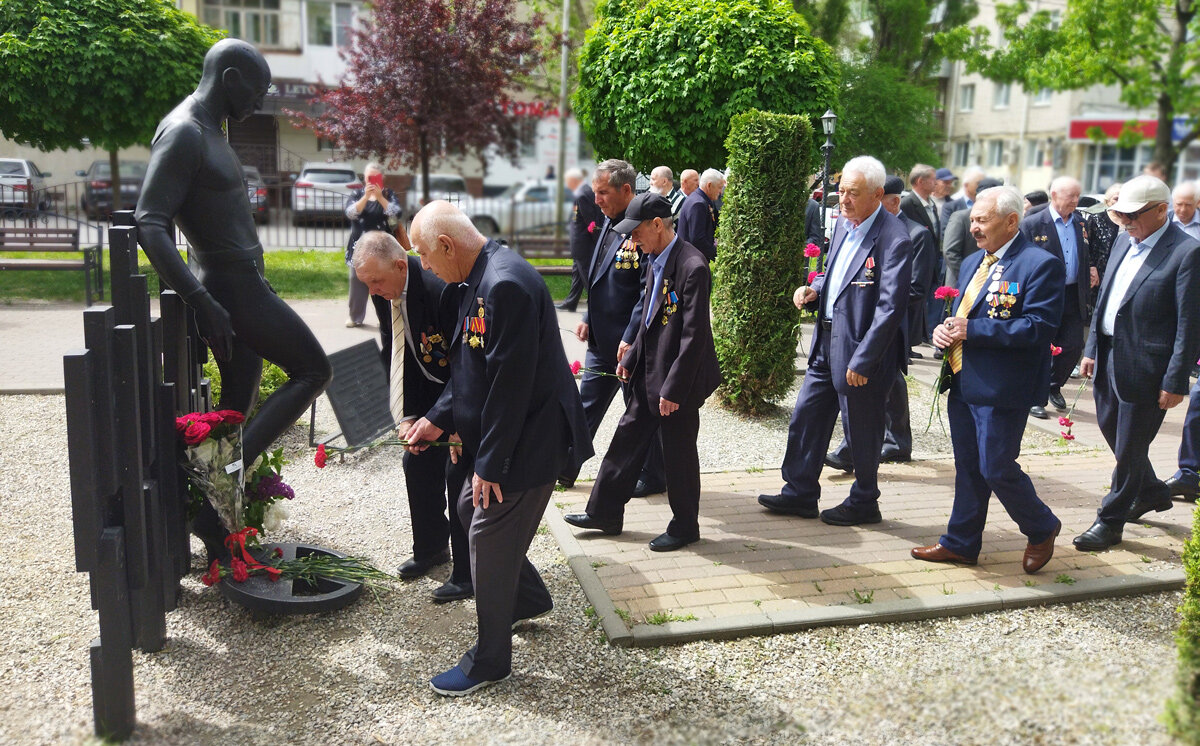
[819,109,837,269]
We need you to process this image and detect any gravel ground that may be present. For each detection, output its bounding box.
[0,393,1177,745]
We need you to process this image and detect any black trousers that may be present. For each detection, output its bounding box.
[1052,288,1085,389]
[561,261,586,308]
[404,447,472,584]
[1093,336,1168,527]
[373,293,393,375]
[586,373,702,538]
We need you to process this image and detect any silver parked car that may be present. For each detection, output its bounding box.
[0,158,50,211]
[291,162,361,225]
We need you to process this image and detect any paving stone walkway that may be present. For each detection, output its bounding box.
[549,349,1192,646]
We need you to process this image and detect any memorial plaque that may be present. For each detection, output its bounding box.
[322,341,394,447]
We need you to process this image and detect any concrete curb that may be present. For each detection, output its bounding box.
[0,387,65,396]
[543,505,633,647]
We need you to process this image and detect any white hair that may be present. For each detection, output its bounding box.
[699,168,725,188]
[978,185,1025,220]
[1049,176,1081,196]
[651,165,673,180]
[413,202,482,250]
[364,161,384,175]
[841,156,886,191]
[351,230,404,269]
[1174,181,1198,200]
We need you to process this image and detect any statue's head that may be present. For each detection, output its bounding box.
[201,38,271,122]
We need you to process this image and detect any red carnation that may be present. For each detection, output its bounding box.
[570,360,582,375]
[1061,431,1076,441]
[201,560,222,587]
[264,566,283,582]
[215,409,246,424]
[933,286,960,301]
[1058,416,1073,427]
[183,420,212,445]
[1051,345,1063,356]
[315,443,328,468]
[804,243,821,258]
[587,221,597,234]
[230,557,249,583]
[808,271,822,284]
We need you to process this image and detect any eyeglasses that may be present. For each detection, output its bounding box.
[1112,204,1159,223]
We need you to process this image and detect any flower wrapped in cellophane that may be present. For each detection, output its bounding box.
[177,409,246,532]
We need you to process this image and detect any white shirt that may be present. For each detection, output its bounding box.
[823,204,883,320]
[1099,220,1171,336]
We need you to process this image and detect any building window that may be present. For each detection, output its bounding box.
[203,0,282,48]
[954,141,971,167]
[307,2,356,47]
[959,83,975,112]
[517,118,538,160]
[1081,143,1155,192]
[1033,87,1053,106]
[987,140,1005,167]
[317,137,338,152]
[993,83,1011,109]
[1025,139,1046,168]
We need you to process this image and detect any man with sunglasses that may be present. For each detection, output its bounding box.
[1073,175,1200,551]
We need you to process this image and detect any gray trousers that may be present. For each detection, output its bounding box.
[455,479,554,680]
[348,266,375,324]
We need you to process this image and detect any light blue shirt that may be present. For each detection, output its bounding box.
[1100,220,1171,336]
[1173,213,1200,242]
[823,204,883,320]
[646,235,679,327]
[1049,205,1079,283]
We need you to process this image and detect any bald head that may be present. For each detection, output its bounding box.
[680,169,699,195]
[961,167,986,200]
[411,200,486,283]
[1049,176,1081,217]
[1174,181,1199,224]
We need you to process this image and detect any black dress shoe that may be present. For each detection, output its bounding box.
[1048,388,1067,411]
[757,494,819,518]
[563,512,623,535]
[398,549,451,579]
[823,452,854,473]
[632,479,666,498]
[909,350,924,360]
[1166,474,1200,501]
[649,532,699,552]
[1029,406,1049,419]
[933,349,944,360]
[879,447,911,463]
[555,302,577,311]
[431,579,474,603]
[1127,492,1173,522]
[1072,520,1123,551]
[819,502,882,526]
[557,475,575,489]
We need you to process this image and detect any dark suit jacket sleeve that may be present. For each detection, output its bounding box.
[677,198,716,261]
[475,280,541,482]
[909,225,934,303]
[805,200,824,246]
[943,212,968,286]
[1165,241,1200,394]
[967,251,1064,351]
[660,260,713,404]
[848,226,912,375]
[426,378,456,435]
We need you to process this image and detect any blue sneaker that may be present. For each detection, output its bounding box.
[430,666,510,697]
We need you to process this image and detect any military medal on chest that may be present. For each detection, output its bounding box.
[420,329,449,367]
[864,256,875,280]
[615,237,640,270]
[462,296,487,348]
[986,278,1019,319]
[660,277,678,325]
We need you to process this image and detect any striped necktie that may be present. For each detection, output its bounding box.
[389,299,406,425]
[947,253,999,374]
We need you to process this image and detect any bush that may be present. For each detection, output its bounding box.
[712,110,814,414]
[1167,503,1200,742]
[202,352,289,418]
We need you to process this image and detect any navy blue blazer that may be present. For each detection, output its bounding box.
[808,207,913,393]
[1084,223,1200,402]
[941,195,969,226]
[899,212,936,343]
[676,189,718,261]
[1020,207,1090,320]
[951,237,1064,409]
[400,256,453,419]
[426,241,593,488]
[582,210,645,364]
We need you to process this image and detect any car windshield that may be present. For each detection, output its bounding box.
[0,161,26,176]
[90,162,149,178]
[243,167,263,181]
[303,169,357,184]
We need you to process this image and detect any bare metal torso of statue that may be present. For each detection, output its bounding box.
[136,39,332,557]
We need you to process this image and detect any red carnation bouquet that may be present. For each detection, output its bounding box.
[804,243,823,286]
[926,286,961,432]
[177,410,247,532]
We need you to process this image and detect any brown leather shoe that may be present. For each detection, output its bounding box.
[1023,523,1060,574]
[910,543,977,565]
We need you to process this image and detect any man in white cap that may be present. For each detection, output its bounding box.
[1073,175,1200,551]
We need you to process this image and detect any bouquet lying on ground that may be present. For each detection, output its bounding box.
[200,527,397,592]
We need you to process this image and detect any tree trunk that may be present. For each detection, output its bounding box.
[418,131,430,207]
[108,149,122,220]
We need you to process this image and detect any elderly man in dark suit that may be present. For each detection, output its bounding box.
[353,232,472,602]
[913,186,1064,571]
[901,164,941,356]
[941,167,985,226]
[676,168,725,262]
[561,159,666,495]
[1073,176,1200,551]
[405,201,593,696]
[1020,176,1096,418]
[564,193,721,550]
[557,168,603,312]
[827,175,934,468]
[758,156,912,526]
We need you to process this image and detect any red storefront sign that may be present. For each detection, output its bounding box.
[1068,118,1156,141]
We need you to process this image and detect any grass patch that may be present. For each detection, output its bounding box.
[851,589,874,604]
[645,611,698,625]
[1055,573,1076,585]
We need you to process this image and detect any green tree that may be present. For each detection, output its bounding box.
[940,0,1199,175]
[0,0,222,207]
[713,110,814,413]
[792,0,851,46]
[838,60,942,169]
[574,0,837,172]
[523,0,597,103]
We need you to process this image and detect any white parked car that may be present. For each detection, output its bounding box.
[291,162,361,225]
[0,158,50,210]
[405,173,468,214]
[464,180,575,236]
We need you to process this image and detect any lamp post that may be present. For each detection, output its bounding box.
[819,109,837,270]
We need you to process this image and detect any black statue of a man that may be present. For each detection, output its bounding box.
[136,39,332,557]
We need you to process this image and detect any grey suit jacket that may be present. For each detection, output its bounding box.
[941,208,976,287]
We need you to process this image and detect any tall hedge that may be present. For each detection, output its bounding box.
[1167,503,1200,741]
[712,110,814,414]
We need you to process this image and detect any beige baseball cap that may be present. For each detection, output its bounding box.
[1111,174,1170,213]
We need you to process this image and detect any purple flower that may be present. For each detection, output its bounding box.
[251,474,295,502]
